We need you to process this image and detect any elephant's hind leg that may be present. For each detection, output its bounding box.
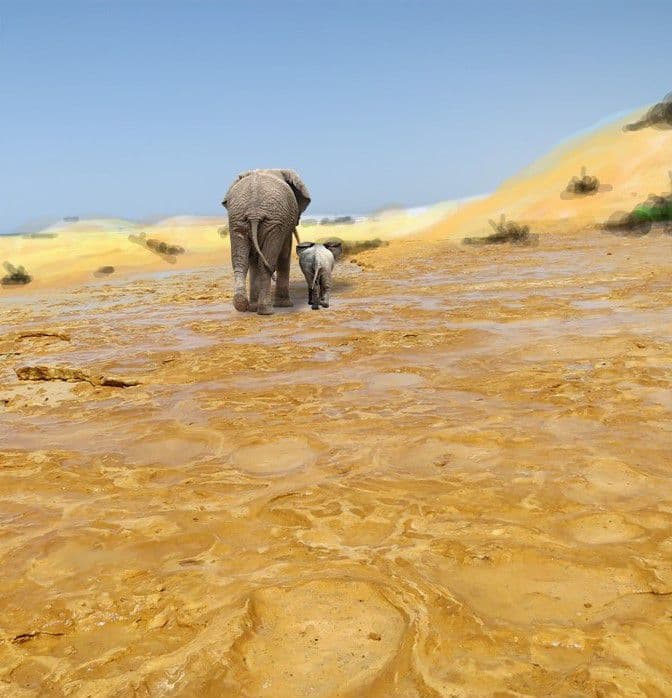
[248,261,259,312]
[320,269,332,308]
[273,233,293,308]
[231,231,250,312]
[311,276,321,310]
[256,261,274,315]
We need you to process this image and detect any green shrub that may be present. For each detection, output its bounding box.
[605,176,672,234]
[631,195,672,223]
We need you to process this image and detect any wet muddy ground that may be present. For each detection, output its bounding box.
[1,231,671,696]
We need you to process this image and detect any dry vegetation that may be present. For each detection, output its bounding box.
[462,215,538,246]
[565,166,600,195]
[317,236,388,257]
[129,232,185,258]
[1,261,32,286]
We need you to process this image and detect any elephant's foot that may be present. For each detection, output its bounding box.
[248,301,258,312]
[273,297,293,308]
[311,304,320,310]
[320,301,330,308]
[257,304,274,316]
[233,294,249,312]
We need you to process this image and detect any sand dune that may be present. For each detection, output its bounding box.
[0,205,452,292]
[0,222,219,291]
[424,107,672,240]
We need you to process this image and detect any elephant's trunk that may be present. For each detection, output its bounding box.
[249,218,274,275]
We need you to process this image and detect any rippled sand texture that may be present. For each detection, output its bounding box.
[1,231,671,697]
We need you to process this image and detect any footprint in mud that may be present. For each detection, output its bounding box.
[567,458,659,505]
[440,551,644,626]
[368,372,424,391]
[230,579,406,696]
[565,512,645,544]
[233,437,316,476]
[124,433,216,467]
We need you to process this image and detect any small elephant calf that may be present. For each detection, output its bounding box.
[296,241,341,309]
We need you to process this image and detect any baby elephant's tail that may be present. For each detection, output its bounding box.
[310,261,320,310]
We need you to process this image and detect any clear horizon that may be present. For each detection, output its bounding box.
[2,1,671,232]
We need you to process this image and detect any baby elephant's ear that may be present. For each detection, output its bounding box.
[279,170,311,217]
[296,241,314,255]
[324,240,343,257]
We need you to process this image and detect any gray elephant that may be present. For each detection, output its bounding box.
[222,169,311,314]
[296,241,341,309]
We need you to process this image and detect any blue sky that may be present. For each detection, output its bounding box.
[1,1,671,231]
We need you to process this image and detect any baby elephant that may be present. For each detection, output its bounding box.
[296,241,342,309]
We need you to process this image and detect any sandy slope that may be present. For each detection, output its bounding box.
[424,109,672,240]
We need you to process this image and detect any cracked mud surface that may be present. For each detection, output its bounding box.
[1,231,671,696]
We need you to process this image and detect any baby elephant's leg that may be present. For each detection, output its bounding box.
[300,256,314,306]
[248,263,259,312]
[320,270,332,308]
[311,276,321,310]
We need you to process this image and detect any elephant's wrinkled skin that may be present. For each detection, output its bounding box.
[222,169,311,315]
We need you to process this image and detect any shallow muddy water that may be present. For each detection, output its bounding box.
[1,232,671,696]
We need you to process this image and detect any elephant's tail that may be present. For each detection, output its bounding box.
[311,262,319,290]
[249,219,274,276]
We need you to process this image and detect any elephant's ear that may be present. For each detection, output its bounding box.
[278,170,311,217]
[324,240,343,259]
[222,170,254,208]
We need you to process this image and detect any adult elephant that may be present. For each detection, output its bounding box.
[222,169,311,315]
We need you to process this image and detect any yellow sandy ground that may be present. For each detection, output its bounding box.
[0,207,452,293]
[2,228,671,696]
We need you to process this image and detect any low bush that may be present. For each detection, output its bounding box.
[2,262,32,285]
[624,93,672,131]
[129,232,185,257]
[463,215,538,246]
[317,236,388,256]
[604,174,672,235]
[565,167,600,195]
[146,238,185,256]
